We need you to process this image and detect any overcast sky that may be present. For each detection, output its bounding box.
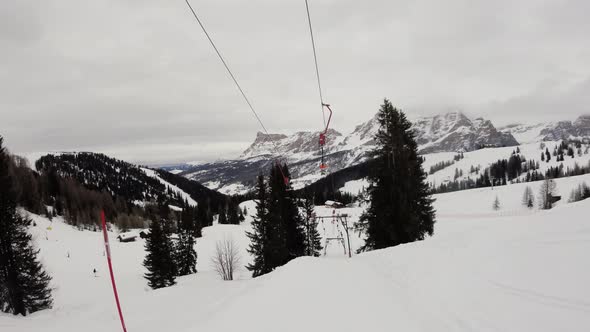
[2,0,589,165]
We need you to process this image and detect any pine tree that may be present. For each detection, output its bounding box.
[356,100,436,251]
[195,201,208,233]
[301,195,322,257]
[175,208,197,276]
[522,186,535,208]
[227,204,240,225]
[217,206,228,224]
[246,175,271,277]
[0,137,52,315]
[143,219,176,289]
[192,206,202,238]
[161,219,178,276]
[266,163,305,265]
[246,165,306,277]
[493,195,501,210]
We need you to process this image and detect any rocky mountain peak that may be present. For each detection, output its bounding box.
[574,115,590,128]
[241,129,344,159]
[414,112,518,153]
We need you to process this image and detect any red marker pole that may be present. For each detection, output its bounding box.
[101,210,128,332]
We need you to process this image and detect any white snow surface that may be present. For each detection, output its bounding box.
[339,178,370,195]
[3,175,590,331]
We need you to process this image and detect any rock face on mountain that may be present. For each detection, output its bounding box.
[413,112,519,154]
[540,115,590,141]
[179,111,516,194]
[241,129,344,159]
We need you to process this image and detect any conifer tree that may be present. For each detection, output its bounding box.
[493,195,501,210]
[356,100,435,251]
[227,204,240,225]
[266,164,305,265]
[161,218,178,276]
[522,186,535,208]
[175,208,197,276]
[0,137,53,315]
[192,206,203,238]
[143,219,176,289]
[301,195,322,257]
[246,175,272,277]
[196,201,209,232]
[246,165,306,277]
[217,206,228,225]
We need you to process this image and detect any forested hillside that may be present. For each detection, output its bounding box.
[36,153,169,205]
[6,151,235,231]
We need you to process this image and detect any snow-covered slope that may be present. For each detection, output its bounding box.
[424,141,590,189]
[499,123,551,144]
[141,168,197,206]
[5,172,590,331]
[198,199,590,332]
[337,139,590,198]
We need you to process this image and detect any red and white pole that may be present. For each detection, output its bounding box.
[101,210,128,332]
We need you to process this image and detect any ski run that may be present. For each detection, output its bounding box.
[2,172,590,331]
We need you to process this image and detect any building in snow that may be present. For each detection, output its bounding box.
[117,232,137,243]
[324,200,344,209]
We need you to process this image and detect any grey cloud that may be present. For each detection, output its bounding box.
[2,0,590,164]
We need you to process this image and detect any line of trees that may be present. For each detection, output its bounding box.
[429,160,455,175]
[569,182,590,203]
[433,155,590,195]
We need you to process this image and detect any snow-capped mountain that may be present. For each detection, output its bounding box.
[178,111,517,194]
[241,129,346,160]
[413,112,518,153]
[500,115,590,144]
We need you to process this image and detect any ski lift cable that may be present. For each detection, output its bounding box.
[304,0,326,127]
[184,0,269,135]
[304,0,334,172]
[184,0,290,184]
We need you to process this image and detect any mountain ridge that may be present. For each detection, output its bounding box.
[177,111,520,194]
